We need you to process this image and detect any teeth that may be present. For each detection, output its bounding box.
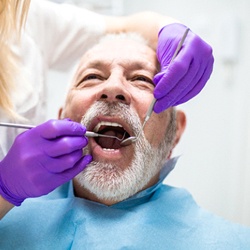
[103,148,116,151]
[93,121,122,132]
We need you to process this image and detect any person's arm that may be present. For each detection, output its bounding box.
[28,0,177,70]
[0,195,14,219]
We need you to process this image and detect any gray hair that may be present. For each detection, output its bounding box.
[98,32,149,47]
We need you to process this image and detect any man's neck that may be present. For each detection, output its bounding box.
[72,173,160,206]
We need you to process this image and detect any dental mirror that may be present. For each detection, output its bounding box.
[120,28,190,147]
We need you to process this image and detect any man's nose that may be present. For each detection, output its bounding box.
[97,78,131,104]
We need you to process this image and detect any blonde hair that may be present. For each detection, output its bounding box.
[0,0,30,120]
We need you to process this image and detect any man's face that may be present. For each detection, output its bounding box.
[60,36,179,205]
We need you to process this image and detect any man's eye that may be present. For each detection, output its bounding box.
[134,76,152,83]
[131,75,154,91]
[76,74,103,87]
[84,74,100,81]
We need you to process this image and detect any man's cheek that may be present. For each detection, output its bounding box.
[72,107,87,123]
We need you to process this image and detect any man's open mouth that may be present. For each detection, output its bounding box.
[93,121,130,149]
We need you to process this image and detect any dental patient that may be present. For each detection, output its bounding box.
[59,33,180,206]
[1,33,250,249]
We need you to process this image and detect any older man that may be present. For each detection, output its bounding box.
[0,33,249,249]
[59,33,185,206]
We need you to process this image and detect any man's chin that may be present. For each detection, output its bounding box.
[74,161,144,204]
[76,136,166,204]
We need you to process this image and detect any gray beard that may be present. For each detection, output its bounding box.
[75,101,176,203]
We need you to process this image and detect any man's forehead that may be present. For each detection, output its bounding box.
[82,38,154,60]
[79,38,157,70]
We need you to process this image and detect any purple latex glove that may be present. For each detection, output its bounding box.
[0,119,92,206]
[153,23,214,113]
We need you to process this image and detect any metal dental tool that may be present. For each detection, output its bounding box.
[0,122,126,142]
[120,27,190,147]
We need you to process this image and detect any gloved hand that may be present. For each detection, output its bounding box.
[153,23,214,113]
[0,119,92,206]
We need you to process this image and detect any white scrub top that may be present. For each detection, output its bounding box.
[0,0,105,154]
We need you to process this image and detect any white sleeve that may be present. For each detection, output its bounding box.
[26,0,106,70]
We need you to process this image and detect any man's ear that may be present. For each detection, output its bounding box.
[167,109,186,159]
[173,110,186,147]
[58,107,63,120]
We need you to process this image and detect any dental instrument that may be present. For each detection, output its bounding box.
[0,122,126,142]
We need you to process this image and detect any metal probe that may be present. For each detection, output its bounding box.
[0,122,126,141]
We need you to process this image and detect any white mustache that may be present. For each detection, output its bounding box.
[81,101,142,135]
